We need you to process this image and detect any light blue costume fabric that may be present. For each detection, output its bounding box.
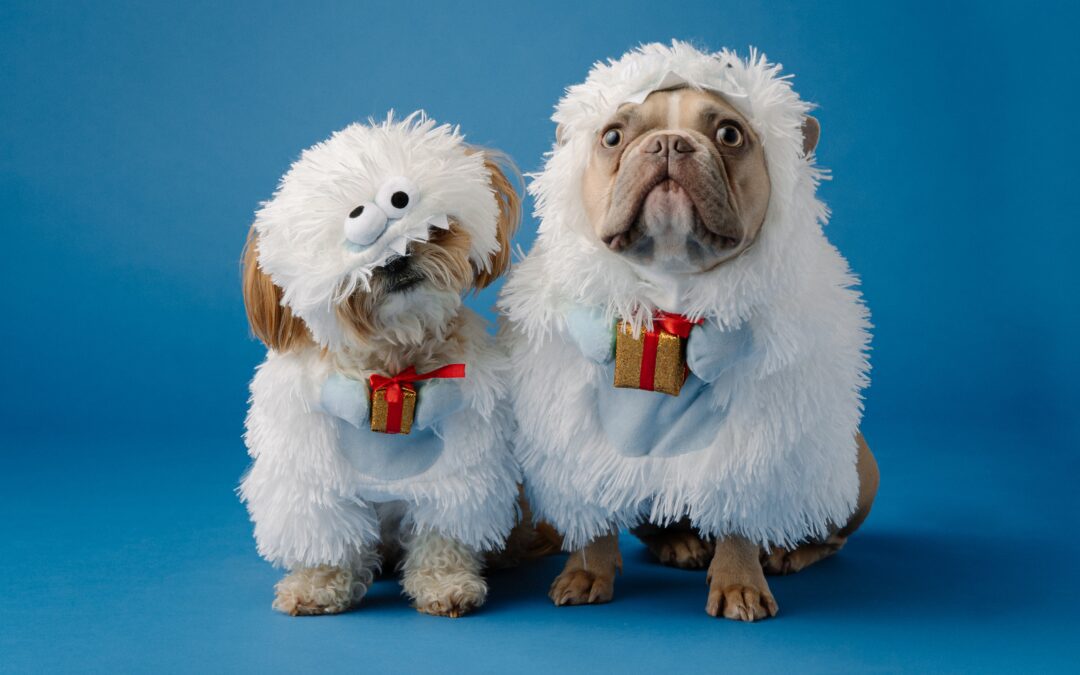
[566,308,753,458]
[320,373,465,481]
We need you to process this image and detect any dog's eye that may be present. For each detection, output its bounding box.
[716,124,743,147]
[343,201,387,246]
[601,128,622,148]
[376,176,418,219]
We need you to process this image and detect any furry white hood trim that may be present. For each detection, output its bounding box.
[500,41,872,550]
[254,113,502,351]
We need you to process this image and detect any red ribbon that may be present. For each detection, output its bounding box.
[369,364,467,404]
[369,364,466,434]
[638,312,702,391]
[653,311,703,339]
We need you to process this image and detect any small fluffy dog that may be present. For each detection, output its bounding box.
[500,42,877,620]
[241,114,521,617]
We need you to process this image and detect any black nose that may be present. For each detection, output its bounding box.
[643,133,695,157]
[382,255,409,275]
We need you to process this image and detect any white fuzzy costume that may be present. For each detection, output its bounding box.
[499,42,871,551]
[241,116,519,573]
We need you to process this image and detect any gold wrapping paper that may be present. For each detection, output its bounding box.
[370,386,416,434]
[613,320,688,396]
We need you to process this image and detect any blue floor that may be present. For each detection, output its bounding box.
[2,421,1077,673]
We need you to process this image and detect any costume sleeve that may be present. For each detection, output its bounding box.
[686,320,755,383]
[319,372,370,429]
[414,379,467,430]
[564,305,615,363]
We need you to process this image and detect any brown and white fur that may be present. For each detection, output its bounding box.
[240,115,523,617]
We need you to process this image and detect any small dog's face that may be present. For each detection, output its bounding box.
[581,88,775,275]
[244,117,519,350]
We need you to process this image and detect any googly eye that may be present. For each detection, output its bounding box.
[601,128,622,148]
[716,124,743,147]
[375,176,418,220]
[343,201,387,246]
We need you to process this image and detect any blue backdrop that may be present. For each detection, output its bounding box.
[2,1,1078,672]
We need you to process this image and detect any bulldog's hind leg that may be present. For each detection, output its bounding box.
[762,432,879,575]
[633,517,715,569]
[550,533,622,606]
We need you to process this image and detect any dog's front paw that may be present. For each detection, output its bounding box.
[549,568,615,606]
[411,575,488,618]
[705,582,778,622]
[401,532,488,618]
[272,565,366,616]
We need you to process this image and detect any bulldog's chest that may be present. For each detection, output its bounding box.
[594,363,730,459]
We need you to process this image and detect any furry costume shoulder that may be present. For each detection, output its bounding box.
[499,42,871,550]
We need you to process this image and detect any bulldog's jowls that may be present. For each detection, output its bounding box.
[500,42,877,620]
[241,114,521,618]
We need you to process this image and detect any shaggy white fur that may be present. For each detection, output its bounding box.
[499,42,871,551]
[254,114,503,353]
[241,320,519,566]
[240,115,520,613]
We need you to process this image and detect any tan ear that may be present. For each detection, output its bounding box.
[241,226,310,351]
[472,151,522,290]
[801,115,821,156]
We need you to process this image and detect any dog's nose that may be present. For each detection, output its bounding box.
[382,255,409,275]
[643,133,695,157]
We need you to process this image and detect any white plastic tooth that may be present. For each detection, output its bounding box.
[427,213,450,230]
[389,237,409,256]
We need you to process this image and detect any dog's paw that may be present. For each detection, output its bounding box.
[549,568,615,606]
[761,536,846,576]
[705,582,778,622]
[411,575,488,618]
[643,530,714,569]
[272,565,365,616]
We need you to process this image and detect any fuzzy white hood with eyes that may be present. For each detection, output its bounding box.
[253,114,502,351]
[499,41,872,550]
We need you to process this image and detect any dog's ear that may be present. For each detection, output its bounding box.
[472,151,522,290]
[242,226,310,351]
[801,116,820,156]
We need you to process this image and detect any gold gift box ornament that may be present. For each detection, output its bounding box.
[368,364,466,434]
[614,312,703,396]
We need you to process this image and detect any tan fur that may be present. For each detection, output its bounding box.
[472,152,521,290]
[633,517,714,569]
[401,531,488,618]
[582,88,771,272]
[629,434,877,618]
[761,432,879,575]
[549,533,621,606]
[335,222,477,344]
[706,535,778,621]
[272,563,374,616]
[241,227,312,352]
[487,487,564,569]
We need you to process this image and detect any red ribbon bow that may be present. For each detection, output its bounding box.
[369,364,467,405]
[636,312,702,392]
[652,311,703,338]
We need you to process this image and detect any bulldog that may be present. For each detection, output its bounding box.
[500,42,877,620]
